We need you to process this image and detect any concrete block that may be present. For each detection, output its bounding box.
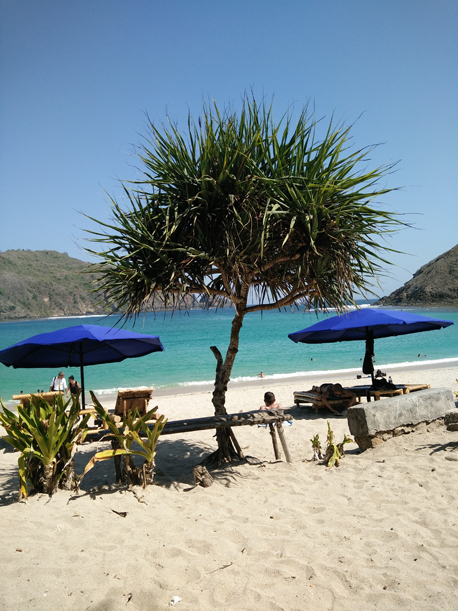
[347,388,454,440]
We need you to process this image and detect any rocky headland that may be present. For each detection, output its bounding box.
[377,244,458,307]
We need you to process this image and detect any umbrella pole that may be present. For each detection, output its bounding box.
[79,344,85,410]
[362,331,376,386]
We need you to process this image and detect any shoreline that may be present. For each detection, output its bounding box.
[77,360,458,411]
[1,302,458,325]
[102,357,458,399]
[3,358,458,409]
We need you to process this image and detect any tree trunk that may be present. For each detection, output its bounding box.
[142,460,155,487]
[211,308,245,415]
[203,307,246,468]
[112,439,123,484]
[123,454,140,486]
[60,459,75,490]
[42,462,56,495]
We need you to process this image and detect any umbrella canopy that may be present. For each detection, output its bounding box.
[288,308,453,383]
[0,324,164,409]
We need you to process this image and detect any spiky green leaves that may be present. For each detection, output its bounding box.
[83,395,167,488]
[0,394,90,498]
[86,95,403,318]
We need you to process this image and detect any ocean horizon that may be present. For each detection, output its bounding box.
[1,303,458,407]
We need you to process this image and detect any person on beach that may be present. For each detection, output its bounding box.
[259,391,282,410]
[49,372,68,397]
[302,383,356,415]
[258,371,265,378]
[68,375,81,399]
[258,391,293,427]
[321,383,356,415]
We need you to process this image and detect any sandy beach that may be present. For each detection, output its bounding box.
[1,365,458,610]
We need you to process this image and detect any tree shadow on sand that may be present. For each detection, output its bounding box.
[415,439,458,456]
[0,431,284,503]
[0,443,22,506]
[284,406,348,422]
[73,435,270,493]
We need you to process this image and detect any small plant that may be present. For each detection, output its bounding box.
[0,394,90,498]
[310,434,323,460]
[337,434,354,457]
[322,422,354,468]
[83,394,167,488]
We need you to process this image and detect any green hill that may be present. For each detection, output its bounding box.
[0,250,109,321]
[0,249,223,321]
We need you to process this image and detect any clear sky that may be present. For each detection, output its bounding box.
[1,0,457,296]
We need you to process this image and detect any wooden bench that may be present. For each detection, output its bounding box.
[87,409,293,463]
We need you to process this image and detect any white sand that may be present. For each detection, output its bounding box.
[1,367,458,610]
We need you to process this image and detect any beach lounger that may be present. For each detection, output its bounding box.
[348,383,431,401]
[398,383,431,394]
[86,389,159,430]
[114,388,154,418]
[12,391,63,407]
[293,390,358,413]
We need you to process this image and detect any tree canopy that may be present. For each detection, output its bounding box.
[87,97,401,317]
[86,96,403,464]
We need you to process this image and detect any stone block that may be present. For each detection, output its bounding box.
[347,388,454,450]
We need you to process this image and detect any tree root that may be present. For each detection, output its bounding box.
[200,428,244,469]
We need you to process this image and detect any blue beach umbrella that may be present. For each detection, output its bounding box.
[0,324,164,409]
[288,308,453,383]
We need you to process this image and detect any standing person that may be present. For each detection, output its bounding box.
[49,372,68,397]
[68,375,81,399]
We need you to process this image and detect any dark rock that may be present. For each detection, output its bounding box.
[445,410,458,425]
[376,244,458,306]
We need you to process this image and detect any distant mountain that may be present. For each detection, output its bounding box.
[377,245,458,306]
[0,250,109,321]
[0,250,228,322]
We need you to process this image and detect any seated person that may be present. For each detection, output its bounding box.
[259,391,283,411]
[321,383,356,415]
[257,391,292,427]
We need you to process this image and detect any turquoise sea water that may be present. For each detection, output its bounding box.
[1,304,458,406]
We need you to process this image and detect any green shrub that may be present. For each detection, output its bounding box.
[0,394,90,498]
[83,393,167,487]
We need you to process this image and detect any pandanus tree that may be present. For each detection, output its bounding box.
[86,96,402,466]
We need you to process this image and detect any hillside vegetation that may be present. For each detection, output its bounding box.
[377,244,458,306]
[0,250,220,321]
[0,250,108,321]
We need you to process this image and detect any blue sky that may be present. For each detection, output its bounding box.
[1,0,457,296]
